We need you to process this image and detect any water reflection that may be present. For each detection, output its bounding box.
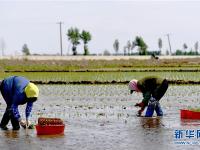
[3,130,19,138]
[180,119,200,126]
[139,117,164,129]
[37,134,65,139]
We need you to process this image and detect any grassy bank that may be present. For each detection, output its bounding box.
[1,58,200,72]
[1,58,200,84]
[0,72,200,84]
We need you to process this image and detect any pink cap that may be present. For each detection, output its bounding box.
[128,79,140,92]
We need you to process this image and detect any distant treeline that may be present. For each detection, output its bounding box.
[31,50,200,56]
[174,50,199,55]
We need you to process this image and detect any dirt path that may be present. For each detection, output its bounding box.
[2,55,200,60]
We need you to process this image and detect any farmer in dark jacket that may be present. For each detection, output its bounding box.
[0,76,39,130]
[129,76,168,117]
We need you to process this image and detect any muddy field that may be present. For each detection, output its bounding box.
[0,85,200,150]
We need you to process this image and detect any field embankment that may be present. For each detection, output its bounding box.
[1,56,200,84]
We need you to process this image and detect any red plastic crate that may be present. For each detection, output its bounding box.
[180,109,200,119]
[36,124,65,135]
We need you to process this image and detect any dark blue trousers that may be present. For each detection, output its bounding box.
[145,101,163,117]
[145,79,168,117]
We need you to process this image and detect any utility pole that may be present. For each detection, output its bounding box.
[166,34,172,55]
[57,21,64,56]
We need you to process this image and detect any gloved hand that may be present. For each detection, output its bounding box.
[19,120,26,128]
[135,102,145,108]
[19,120,31,129]
[137,107,145,116]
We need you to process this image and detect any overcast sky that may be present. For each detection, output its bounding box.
[1,0,200,55]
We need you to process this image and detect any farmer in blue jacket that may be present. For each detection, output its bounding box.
[0,76,39,130]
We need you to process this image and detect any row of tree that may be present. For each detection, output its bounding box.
[113,36,148,55]
[113,37,200,56]
[175,41,199,55]
[21,27,92,56]
[67,27,92,55]
[17,30,200,56]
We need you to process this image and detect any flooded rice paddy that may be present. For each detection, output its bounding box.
[1,85,200,150]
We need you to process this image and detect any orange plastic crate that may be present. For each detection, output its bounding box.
[36,124,65,135]
[180,109,200,119]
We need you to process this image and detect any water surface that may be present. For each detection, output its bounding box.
[0,85,200,150]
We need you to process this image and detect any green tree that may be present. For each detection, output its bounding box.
[166,50,169,55]
[103,49,111,56]
[22,44,30,55]
[113,39,119,55]
[127,40,131,55]
[194,41,199,54]
[175,49,183,55]
[123,46,127,56]
[135,36,148,55]
[158,38,162,54]
[80,30,92,55]
[131,41,136,55]
[183,43,188,52]
[67,27,80,55]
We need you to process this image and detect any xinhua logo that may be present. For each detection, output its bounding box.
[174,129,200,145]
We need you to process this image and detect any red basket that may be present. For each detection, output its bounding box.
[36,124,65,135]
[38,117,63,126]
[180,109,200,119]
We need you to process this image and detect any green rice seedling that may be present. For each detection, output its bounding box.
[188,106,200,112]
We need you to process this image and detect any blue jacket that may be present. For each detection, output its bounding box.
[1,76,33,121]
